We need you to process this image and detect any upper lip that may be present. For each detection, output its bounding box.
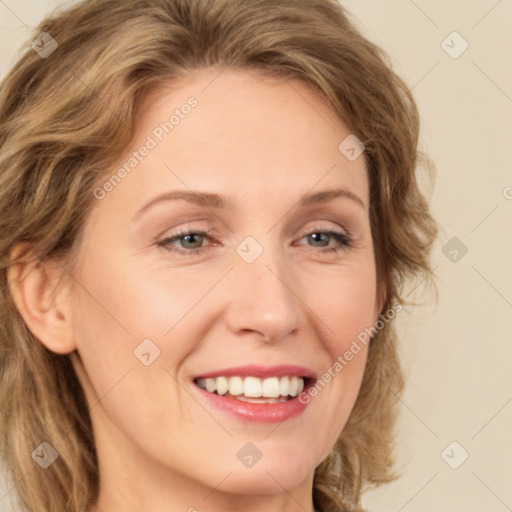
[194,364,316,380]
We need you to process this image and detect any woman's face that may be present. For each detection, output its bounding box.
[67,68,382,502]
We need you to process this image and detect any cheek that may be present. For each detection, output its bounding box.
[69,249,222,399]
[68,256,191,448]
[305,262,378,357]
[293,265,376,461]
[305,264,376,396]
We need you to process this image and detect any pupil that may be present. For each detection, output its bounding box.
[310,233,327,246]
[184,234,202,248]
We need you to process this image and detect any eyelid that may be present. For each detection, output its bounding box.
[294,228,354,251]
[156,228,211,247]
[152,220,212,243]
[296,221,350,238]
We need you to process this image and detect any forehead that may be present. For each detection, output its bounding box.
[96,67,369,214]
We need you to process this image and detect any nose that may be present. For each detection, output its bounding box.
[223,249,303,343]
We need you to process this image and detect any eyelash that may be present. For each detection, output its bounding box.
[156,227,354,256]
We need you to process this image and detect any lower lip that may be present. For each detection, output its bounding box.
[193,384,310,423]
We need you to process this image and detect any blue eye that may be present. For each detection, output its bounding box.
[171,232,205,249]
[157,230,210,255]
[295,230,353,253]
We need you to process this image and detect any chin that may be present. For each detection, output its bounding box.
[219,455,314,495]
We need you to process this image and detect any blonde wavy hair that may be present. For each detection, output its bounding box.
[0,0,439,511]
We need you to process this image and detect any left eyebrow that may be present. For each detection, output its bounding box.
[299,188,366,209]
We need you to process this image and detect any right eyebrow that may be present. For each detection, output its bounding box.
[133,190,234,221]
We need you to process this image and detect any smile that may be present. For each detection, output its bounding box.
[191,365,315,422]
[194,375,306,403]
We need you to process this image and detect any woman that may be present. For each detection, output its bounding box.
[0,1,438,511]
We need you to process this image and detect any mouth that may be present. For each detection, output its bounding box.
[191,364,316,422]
[193,375,311,404]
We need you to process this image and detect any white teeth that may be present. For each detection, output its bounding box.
[216,376,229,396]
[279,376,289,396]
[195,375,306,398]
[233,395,288,404]
[244,376,262,397]
[205,378,216,393]
[262,377,280,398]
[228,376,244,396]
[288,376,299,396]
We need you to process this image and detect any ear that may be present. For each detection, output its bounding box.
[8,244,76,354]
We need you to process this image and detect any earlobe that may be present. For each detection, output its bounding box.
[8,245,76,355]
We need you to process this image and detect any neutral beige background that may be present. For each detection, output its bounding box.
[1,1,511,511]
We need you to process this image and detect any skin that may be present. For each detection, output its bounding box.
[11,68,384,512]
